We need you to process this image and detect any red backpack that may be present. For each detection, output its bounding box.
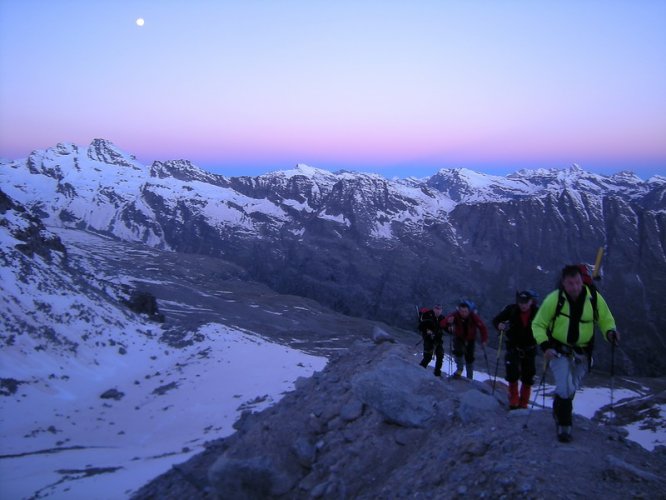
[577,264,595,286]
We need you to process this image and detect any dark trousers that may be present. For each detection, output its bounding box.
[452,337,475,364]
[504,347,536,385]
[553,396,573,426]
[421,335,444,372]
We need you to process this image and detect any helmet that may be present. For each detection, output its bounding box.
[458,299,476,310]
[516,290,537,303]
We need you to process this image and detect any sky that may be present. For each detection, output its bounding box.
[1,1,665,179]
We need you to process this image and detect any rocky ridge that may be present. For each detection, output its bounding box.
[133,338,666,499]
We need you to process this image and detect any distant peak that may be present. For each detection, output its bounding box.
[270,163,335,180]
[54,142,79,155]
[149,159,227,185]
[86,139,139,169]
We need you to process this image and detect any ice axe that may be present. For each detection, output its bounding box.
[492,327,506,395]
[609,334,617,425]
[592,246,604,281]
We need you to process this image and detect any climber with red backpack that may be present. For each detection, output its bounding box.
[445,300,489,379]
[492,290,539,409]
[532,264,619,443]
[417,304,447,377]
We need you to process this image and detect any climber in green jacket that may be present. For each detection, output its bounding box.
[532,264,619,443]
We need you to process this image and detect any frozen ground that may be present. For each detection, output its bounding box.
[0,324,326,499]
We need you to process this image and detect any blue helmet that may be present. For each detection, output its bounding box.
[458,299,476,311]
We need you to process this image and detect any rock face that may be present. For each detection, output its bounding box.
[132,340,666,499]
[2,141,665,375]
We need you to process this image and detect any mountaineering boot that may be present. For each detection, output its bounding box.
[557,425,573,443]
[434,354,443,376]
[553,396,574,442]
[465,363,474,380]
[519,384,531,409]
[453,357,464,379]
[508,382,520,409]
[419,352,432,368]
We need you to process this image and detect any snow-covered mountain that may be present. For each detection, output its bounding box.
[1,139,665,377]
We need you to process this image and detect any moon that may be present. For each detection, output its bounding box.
[136,18,145,27]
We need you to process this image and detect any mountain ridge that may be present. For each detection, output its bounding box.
[2,139,665,375]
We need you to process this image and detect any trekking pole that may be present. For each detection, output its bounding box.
[523,359,549,429]
[448,334,453,376]
[481,341,491,378]
[609,338,616,425]
[492,330,505,395]
[414,305,423,347]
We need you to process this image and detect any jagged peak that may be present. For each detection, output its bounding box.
[150,158,199,173]
[86,138,140,169]
[276,163,335,179]
[53,142,79,156]
[149,159,227,185]
[608,170,646,184]
[257,164,340,186]
[26,142,79,162]
[428,168,507,195]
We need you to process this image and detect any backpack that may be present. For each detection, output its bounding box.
[577,263,595,287]
[418,307,443,335]
[418,306,430,321]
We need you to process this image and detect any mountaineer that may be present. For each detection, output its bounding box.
[492,290,538,409]
[417,304,446,377]
[532,265,619,443]
[445,300,488,379]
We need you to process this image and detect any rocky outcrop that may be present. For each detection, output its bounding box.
[132,340,666,499]
[0,189,67,261]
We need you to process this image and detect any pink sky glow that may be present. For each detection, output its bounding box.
[1,1,664,179]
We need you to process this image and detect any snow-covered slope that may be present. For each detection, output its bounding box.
[0,323,325,499]
[0,194,329,498]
